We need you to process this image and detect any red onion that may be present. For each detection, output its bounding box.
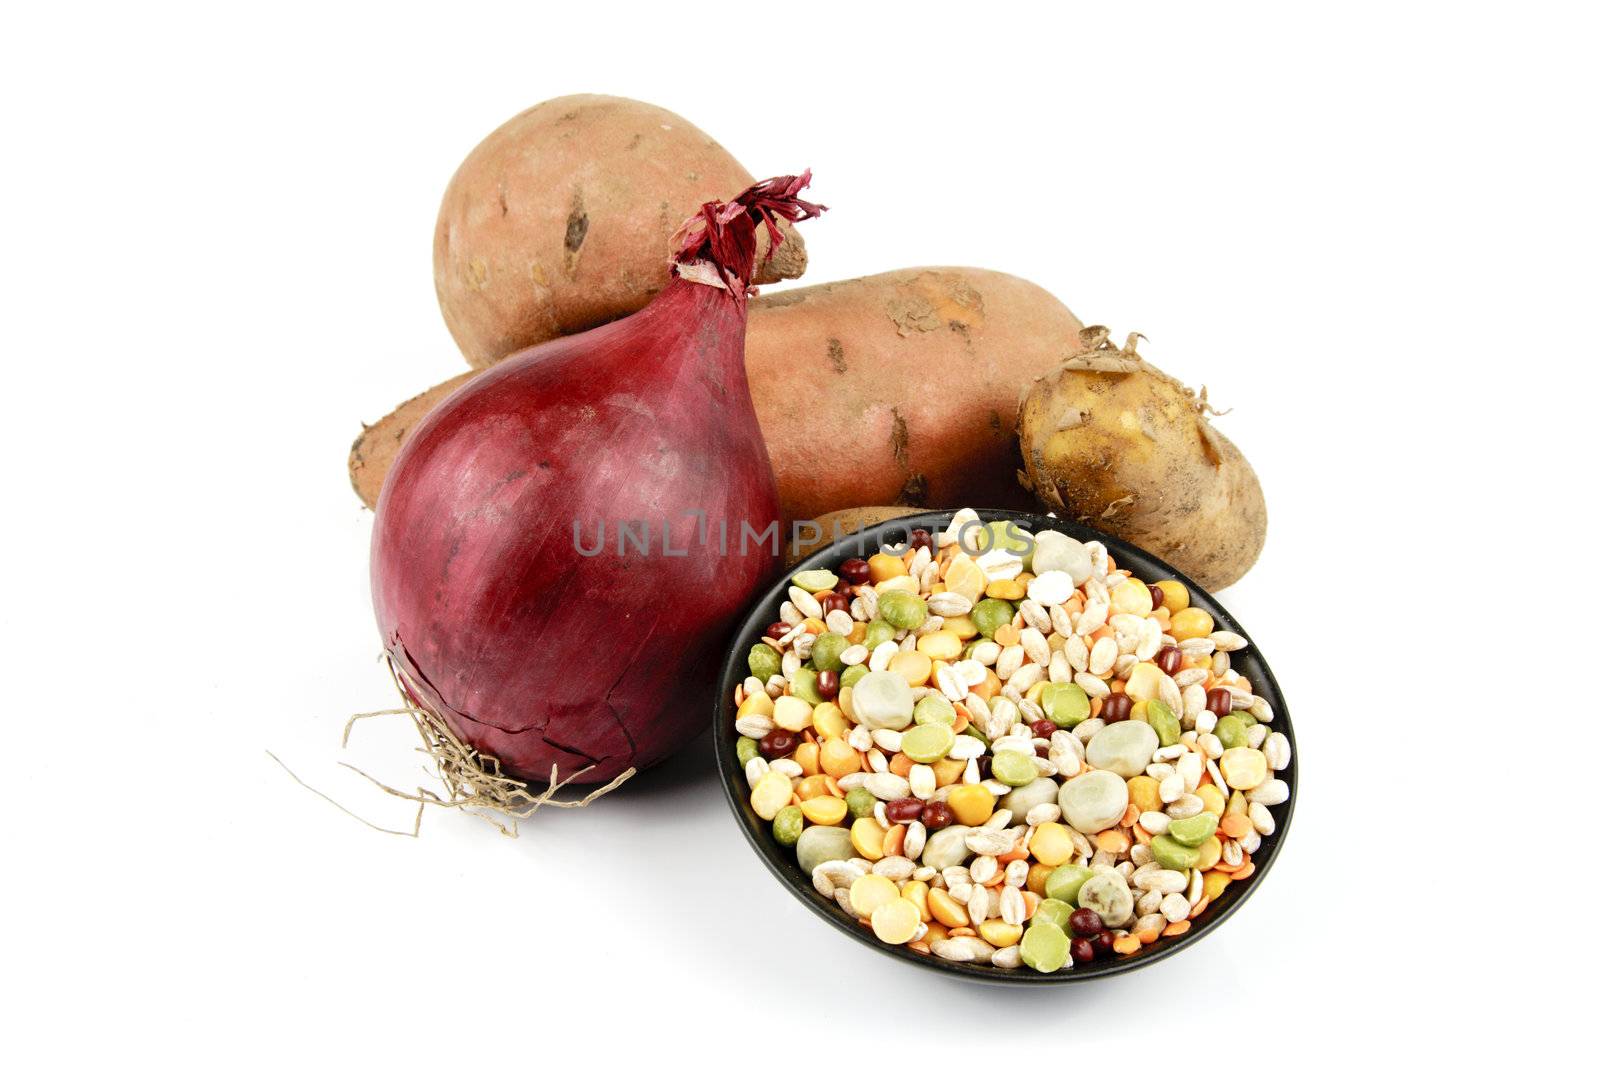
[372,174,823,786]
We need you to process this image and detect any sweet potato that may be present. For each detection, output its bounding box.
[1016,328,1267,590]
[349,371,475,509]
[435,95,807,367]
[353,268,1085,521]
[745,269,1083,523]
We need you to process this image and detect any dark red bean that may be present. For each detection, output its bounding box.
[834,579,852,594]
[1070,937,1097,965]
[1030,719,1057,739]
[976,755,993,780]
[885,798,924,824]
[816,670,840,700]
[819,592,850,616]
[1068,907,1105,938]
[1207,688,1232,716]
[1093,930,1116,957]
[1101,692,1133,723]
[758,729,797,759]
[764,621,790,641]
[1156,646,1183,675]
[920,800,954,830]
[1149,583,1165,611]
[839,558,871,585]
[909,528,934,551]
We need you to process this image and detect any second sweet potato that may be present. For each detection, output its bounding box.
[352,268,1085,521]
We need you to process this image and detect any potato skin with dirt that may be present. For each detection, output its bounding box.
[1017,329,1267,590]
[354,269,1084,517]
[435,95,806,367]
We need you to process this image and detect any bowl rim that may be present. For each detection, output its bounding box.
[713,509,1296,983]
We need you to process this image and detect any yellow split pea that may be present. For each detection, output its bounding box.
[947,784,995,826]
[849,874,900,917]
[800,795,847,826]
[867,553,908,583]
[916,631,963,661]
[889,650,933,685]
[1028,822,1074,866]
[1169,607,1215,643]
[850,817,887,860]
[812,702,847,740]
[871,898,922,945]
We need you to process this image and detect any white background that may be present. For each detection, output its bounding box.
[4,2,1589,1060]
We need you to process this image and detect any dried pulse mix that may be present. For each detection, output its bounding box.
[731,509,1291,973]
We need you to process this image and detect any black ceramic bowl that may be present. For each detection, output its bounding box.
[714,509,1296,983]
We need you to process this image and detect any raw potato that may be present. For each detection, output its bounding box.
[436,95,807,367]
[352,269,1087,519]
[1016,328,1267,590]
[783,507,930,566]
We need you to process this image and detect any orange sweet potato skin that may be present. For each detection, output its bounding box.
[354,269,1084,519]
[435,95,806,368]
[349,372,476,508]
[746,268,1084,524]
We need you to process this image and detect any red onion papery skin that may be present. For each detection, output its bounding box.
[371,175,823,785]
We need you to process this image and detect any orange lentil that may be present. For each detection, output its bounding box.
[889,753,914,777]
[1113,935,1140,955]
[908,941,931,955]
[883,824,907,856]
[1162,920,1191,938]
[1137,921,1164,944]
[1220,813,1252,838]
[795,776,832,801]
[1231,861,1256,881]
[994,624,1021,647]
[1095,829,1130,853]
[824,777,845,798]
[1021,891,1041,919]
[1120,804,1139,828]
[794,742,820,777]
[1132,824,1154,845]
[947,927,976,939]
[951,712,970,734]
[998,848,1030,865]
[1190,898,1210,918]
[928,890,966,928]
